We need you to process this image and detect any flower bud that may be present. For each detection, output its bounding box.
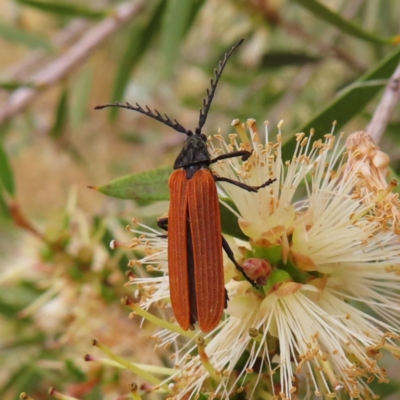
[242,258,272,285]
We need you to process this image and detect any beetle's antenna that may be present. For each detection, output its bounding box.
[95,102,192,136]
[195,38,244,135]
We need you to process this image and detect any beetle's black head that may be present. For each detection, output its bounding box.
[173,134,209,169]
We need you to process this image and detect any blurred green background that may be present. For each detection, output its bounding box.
[0,0,400,399]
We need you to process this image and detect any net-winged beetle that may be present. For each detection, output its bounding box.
[95,39,274,332]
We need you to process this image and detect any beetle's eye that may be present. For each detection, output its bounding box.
[200,133,207,142]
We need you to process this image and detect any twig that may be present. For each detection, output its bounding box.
[367,63,400,145]
[3,19,88,80]
[0,1,145,126]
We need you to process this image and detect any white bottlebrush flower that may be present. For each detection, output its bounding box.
[126,122,400,399]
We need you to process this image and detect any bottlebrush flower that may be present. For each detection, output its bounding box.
[124,121,400,399]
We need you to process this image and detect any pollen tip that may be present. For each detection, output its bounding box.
[246,118,256,128]
[110,240,116,249]
[231,118,240,126]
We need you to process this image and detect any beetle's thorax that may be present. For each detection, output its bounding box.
[173,134,210,170]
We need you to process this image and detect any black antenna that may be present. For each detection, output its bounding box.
[196,38,244,135]
[94,102,191,136]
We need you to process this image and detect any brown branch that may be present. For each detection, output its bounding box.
[3,20,88,80]
[0,1,145,126]
[367,63,400,145]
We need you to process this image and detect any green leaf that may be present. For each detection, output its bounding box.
[51,88,69,139]
[109,0,168,121]
[0,357,56,398]
[0,364,34,397]
[65,359,86,382]
[14,0,107,19]
[161,0,204,76]
[92,166,172,201]
[0,17,53,50]
[0,295,20,317]
[220,197,246,240]
[180,0,205,38]
[0,80,34,91]
[71,66,94,129]
[0,283,44,319]
[0,140,15,196]
[283,45,400,156]
[260,51,320,68]
[0,189,11,219]
[292,0,397,45]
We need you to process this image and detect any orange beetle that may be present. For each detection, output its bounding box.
[96,39,274,332]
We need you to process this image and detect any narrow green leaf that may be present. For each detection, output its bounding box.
[65,359,86,382]
[0,364,33,397]
[71,66,94,129]
[161,0,204,76]
[92,166,172,201]
[0,359,54,397]
[109,0,168,121]
[0,296,21,317]
[220,198,246,240]
[182,0,205,37]
[0,189,11,219]
[292,0,398,45]
[15,0,107,19]
[260,51,320,68]
[0,17,53,50]
[0,140,15,196]
[283,46,400,156]
[50,88,69,139]
[0,80,34,90]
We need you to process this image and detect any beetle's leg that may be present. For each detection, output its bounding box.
[224,289,229,308]
[157,217,168,238]
[157,217,168,230]
[210,150,253,163]
[215,176,276,192]
[221,236,257,287]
